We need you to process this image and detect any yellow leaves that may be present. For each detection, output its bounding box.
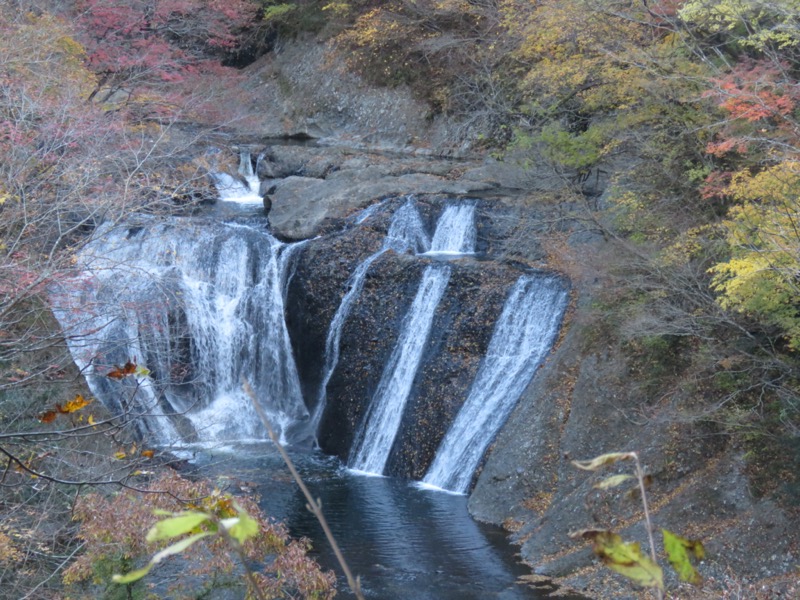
[61,393,91,413]
[678,0,800,50]
[507,0,648,110]
[0,531,22,564]
[727,161,800,204]
[2,12,96,97]
[38,394,92,422]
[709,161,800,348]
[659,225,714,268]
[572,452,635,471]
[593,474,635,490]
[570,529,664,591]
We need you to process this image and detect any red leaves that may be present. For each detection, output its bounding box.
[76,0,258,96]
[704,59,799,158]
[699,170,733,200]
[38,410,58,423]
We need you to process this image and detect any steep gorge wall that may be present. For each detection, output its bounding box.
[224,35,799,598]
[285,197,542,481]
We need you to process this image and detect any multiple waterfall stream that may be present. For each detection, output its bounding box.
[423,274,569,493]
[52,198,566,492]
[48,161,575,597]
[52,168,567,493]
[50,218,309,446]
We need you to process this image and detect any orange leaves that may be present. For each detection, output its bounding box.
[114,444,155,460]
[38,410,58,423]
[105,358,150,379]
[704,60,800,159]
[106,360,137,379]
[37,394,92,422]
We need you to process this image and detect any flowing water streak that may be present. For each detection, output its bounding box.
[349,265,452,474]
[212,151,262,204]
[345,200,478,473]
[423,274,568,493]
[427,203,477,255]
[239,150,261,192]
[51,217,308,446]
[311,199,431,434]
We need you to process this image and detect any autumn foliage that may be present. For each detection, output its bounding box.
[64,471,336,598]
[76,0,259,103]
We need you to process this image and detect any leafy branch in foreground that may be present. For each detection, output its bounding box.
[570,452,705,599]
[67,472,335,599]
[112,499,266,599]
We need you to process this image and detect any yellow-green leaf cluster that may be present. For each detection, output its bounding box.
[662,529,705,585]
[710,162,800,348]
[571,529,664,591]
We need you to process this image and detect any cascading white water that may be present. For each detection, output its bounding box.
[311,198,432,433]
[422,274,568,493]
[212,151,262,204]
[346,200,478,474]
[349,265,451,474]
[427,203,477,255]
[385,198,430,254]
[50,217,309,446]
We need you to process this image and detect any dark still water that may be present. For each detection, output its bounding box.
[192,444,581,600]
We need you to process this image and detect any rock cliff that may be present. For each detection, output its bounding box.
[209,35,799,599]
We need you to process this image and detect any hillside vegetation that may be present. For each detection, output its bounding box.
[1,0,799,597]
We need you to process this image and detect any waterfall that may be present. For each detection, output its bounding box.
[238,150,260,192]
[385,197,430,254]
[422,274,568,493]
[212,151,262,204]
[50,217,308,446]
[346,200,477,474]
[427,203,477,255]
[349,265,451,474]
[311,198,432,434]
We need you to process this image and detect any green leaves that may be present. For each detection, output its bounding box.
[662,529,705,585]
[222,508,259,546]
[571,529,664,591]
[112,532,212,584]
[146,511,211,542]
[113,498,261,585]
[570,451,705,594]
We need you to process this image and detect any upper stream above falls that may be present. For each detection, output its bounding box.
[49,157,572,597]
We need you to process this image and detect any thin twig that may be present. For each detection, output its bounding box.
[18,541,86,600]
[632,451,663,600]
[242,379,364,600]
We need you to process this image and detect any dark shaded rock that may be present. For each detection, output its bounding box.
[384,259,524,479]
[286,196,547,476]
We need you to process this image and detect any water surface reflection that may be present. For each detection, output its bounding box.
[194,445,580,600]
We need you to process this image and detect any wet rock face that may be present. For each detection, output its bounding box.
[315,251,424,460]
[285,196,540,474]
[385,261,520,479]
